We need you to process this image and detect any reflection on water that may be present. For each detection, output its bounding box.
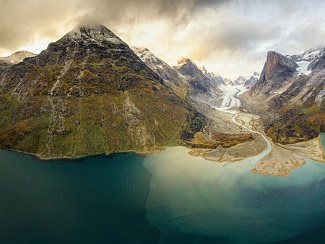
[144,134,325,243]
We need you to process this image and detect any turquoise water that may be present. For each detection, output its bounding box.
[0,133,324,243]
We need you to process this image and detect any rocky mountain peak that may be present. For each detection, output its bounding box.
[175,57,200,76]
[58,24,126,46]
[177,57,194,66]
[132,46,181,86]
[264,51,298,75]
[250,51,298,95]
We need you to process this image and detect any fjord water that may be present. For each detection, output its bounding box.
[0,151,159,244]
[0,134,325,243]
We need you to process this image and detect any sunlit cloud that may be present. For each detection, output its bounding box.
[1,0,325,79]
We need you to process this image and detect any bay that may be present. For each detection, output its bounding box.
[0,133,324,243]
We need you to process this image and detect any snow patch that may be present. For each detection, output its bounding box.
[296,61,312,75]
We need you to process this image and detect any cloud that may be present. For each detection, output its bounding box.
[0,0,78,52]
[75,0,231,27]
[1,0,325,78]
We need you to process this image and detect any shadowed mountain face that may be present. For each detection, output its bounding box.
[132,47,182,86]
[173,58,221,98]
[245,49,325,143]
[0,24,206,159]
[250,51,298,96]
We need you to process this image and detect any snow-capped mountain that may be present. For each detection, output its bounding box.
[173,57,221,97]
[288,47,325,75]
[132,47,182,86]
[198,66,225,86]
[224,72,259,88]
[244,72,260,87]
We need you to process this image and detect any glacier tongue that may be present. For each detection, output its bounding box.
[296,61,312,75]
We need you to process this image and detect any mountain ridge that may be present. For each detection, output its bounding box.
[0,24,208,159]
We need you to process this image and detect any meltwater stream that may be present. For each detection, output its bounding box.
[143,85,325,243]
[0,85,325,243]
[143,141,325,243]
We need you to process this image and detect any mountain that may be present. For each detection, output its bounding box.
[0,51,36,72]
[290,47,325,74]
[232,75,246,86]
[131,49,224,101]
[131,47,182,86]
[250,51,298,96]
[244,49,324,144]
[0,50,36,64]
[244,72,260,88]
[173,58,221,99]
[198,66,225,86]
[0,24,206,159]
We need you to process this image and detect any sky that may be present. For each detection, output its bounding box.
[1,0,325,79]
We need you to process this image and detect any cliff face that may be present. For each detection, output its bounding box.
[250,51,298,95]
[0,25,206,159]
[244,49,324,144]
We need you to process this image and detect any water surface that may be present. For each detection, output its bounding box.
[0,150,159,244]
[0,134,324,243]
[144,133,325,243]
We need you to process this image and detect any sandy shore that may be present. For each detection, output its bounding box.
[192,110,325,176]
[252,136,325,176]
[189,134,267,163]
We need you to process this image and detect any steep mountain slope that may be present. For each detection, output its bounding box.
[198,66,225,87]
[243,72,260,88]
[173,58,221,100]
[0,51,36,72]
[244,49,324,143]
[131,47,182,86]
[250,51,298,96]
[0,24,206,159]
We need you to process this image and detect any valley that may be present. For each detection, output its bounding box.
[0,24,324,176]
[190,86,325,176]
